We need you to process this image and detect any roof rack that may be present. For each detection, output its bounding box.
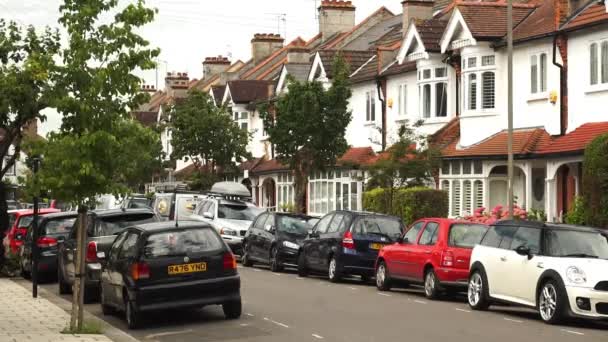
[203,182,253,202]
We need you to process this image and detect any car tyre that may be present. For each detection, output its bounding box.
[100,286,114,316]
[58,266,71,295]
[468,269,490,310]
[328,256,342,283]
[270,246,282,273]
[125,299,141,329]
[241,245,253,267]
[223,300,242,319]
[21,263,31,280]
[375,261,392,291]
[424,269,440,300]
[538,279,567,325]
[297,252,308,277]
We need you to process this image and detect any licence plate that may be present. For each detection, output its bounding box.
[168,262,207,275]
[370,243,384,250]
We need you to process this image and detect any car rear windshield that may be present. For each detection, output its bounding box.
[17,215,33,228]
[545,229,608,260]
[218,204,262,221]
[42,218,76,236]
[449,224,488,248]
[277,216,311,234]
[143,228,224,258]
[354,217,403,240]
[95,214,157,236]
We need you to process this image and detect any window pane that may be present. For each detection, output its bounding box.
[451,181,461,217]
[435,82,447,117]
[441,161,450,175]
[423,69,431,79]
[342,183,349,210]
[328,182,334,211]
[482,55,495,66]
[371,93,376,121]
[468,57,477,68]
[240,112,248,119]
[435,67,447,78]
[530,55,538,94]
[474,180,484,209]
[591,43,598,85]
[335,182,341,210]
[449,224,488,248]
[350,182,358,211]
[423,84,431,118]
[452,160,461,175]
[463,180,472,214]
[463,160,472,174]
[482,72,495,109]
[474,160,483,174]
[540,53,547,91]
[366,92,370,121]
[419,222,440,246]
[468,74,477,110]
[602,42,608,84]
[510,227,541,254]
[442,180,450,212]
[321,181,328,214]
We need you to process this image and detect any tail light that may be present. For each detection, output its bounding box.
[37,237,58,248]
[442,251,454,267]
[223,252,237,270]
[342,231,355,250]
[131,262,150,280]
[85,241,98,263]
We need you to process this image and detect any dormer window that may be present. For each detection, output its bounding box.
[463,55,496,113]
[418,66,448,119]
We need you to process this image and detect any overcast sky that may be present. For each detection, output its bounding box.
[2,0,403,134]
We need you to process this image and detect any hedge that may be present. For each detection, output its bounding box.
[363,187,448,225]
[583,133,608,228]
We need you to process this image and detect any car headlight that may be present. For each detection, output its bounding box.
[282,241,300,250]
[566,266,587,284]
[220,228,237,236]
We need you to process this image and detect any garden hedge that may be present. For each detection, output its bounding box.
[583,133,608,228]
[363,187,448,225]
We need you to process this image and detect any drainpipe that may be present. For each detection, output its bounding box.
[553,34,567,135]
[376,78,387,151]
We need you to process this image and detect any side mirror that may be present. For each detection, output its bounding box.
[309,231,319,238]
[203,212,214,220]
[515,245,532,259]
[264,224,275,233]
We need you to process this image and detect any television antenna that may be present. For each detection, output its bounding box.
[266,13,287,37]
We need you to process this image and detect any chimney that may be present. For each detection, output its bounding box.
[251,33,285,64]
[202,56,231,80]
[318,1,356,41]
[165,72,189,98]
[402,0,434,36]
[286,47,311,64]
[219,71,240,85]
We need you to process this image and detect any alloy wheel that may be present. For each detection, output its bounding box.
[539,283,557,321]
[425,271,436,297]
[328,258,336,280]
[468,273,482,306]
[376,264,386,288]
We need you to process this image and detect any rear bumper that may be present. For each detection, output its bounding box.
[223,236,244,255]
[84,263,102,287]
[339,250,377,276]
[435,267,469,288]
[132,275,241,312]
[37,256,58,274]
[566,285,608,320]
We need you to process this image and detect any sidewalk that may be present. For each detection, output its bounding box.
[0,278,112,342]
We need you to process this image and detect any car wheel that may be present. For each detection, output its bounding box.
[375,261,392,291]
[100,286,114,316]
[468,270,490,310]
[58,266,71,295]
[125,299,141,329]
[328,256,342,283]
[241,244,253,267]
[223,300,242,319]
[539,279,567,324]
[21,263,31,280]
[270,246,282,273]
[424,269,440,300]
[297,252,308,277]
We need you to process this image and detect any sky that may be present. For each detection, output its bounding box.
[2,0,403,134]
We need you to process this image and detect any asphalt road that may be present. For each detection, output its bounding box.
[37,265,608,342]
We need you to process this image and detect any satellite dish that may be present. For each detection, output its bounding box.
[210,182,251,198]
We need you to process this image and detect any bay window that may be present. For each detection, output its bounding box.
[463,55,496,112]
[308,170,362,216]
[590,40,608,87]
[418,66,448,119]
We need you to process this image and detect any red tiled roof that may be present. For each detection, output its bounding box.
[562,2,608,31]
[380,60,417,77]
[338,147,376,166]
[457,2,536,39]
[430,117,460,149]
[251,159,291,174]
[416,19,449,52]
[512,0,557,41]
[318,50,375,78]
[537,122,608,155]
[131,111,157,127]
[227,80,273,104]
[239,158,264,171]
[442,127,551,158]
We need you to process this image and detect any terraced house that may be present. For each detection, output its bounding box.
[135,0,608,223]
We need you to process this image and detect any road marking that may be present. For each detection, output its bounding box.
[264,317,289,328]
[348,286,357,290]
[503,318,523,323]
[253,269,262,272]
[455,308,471,313]
[240,323,250,327]
[561,329,585,336]
[246,313,254,317]
[312,334,324,339]
[378,293,392,297]
[296,277,304,279]
[273,273,281,276]
[145,329,193,339]
[414,300,427,304]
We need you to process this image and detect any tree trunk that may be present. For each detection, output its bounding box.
[0,182,7,265]
[293,160,308,214]
[70,205,88,331]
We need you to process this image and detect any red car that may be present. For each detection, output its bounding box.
[3,209,61,255]
[375,218,488,299]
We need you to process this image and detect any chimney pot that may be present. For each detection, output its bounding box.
[402,0,434,37]
[251,33,285,64]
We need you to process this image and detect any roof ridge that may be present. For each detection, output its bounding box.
[242,37,307,79]
[561,0,602,28]
[322,6,396,50]
[455,0,538,9]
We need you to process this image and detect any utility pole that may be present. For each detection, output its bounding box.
[31,158,40,298]
[507,0,514,219]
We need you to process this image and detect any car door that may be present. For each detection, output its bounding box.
[502,226,543,305]
[249,213,267,260]
[101,230,129,307]
[394,221,427,278]
[479,225,518,298]
[319,212,347,271]
[259,214,276,262]
[111,232,139,310]
[305,213,333,271]
[409,221,440,281]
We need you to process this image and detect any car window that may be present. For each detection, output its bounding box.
[217,203,261,221]
[510,227,541,254]
[42,218,76,236]
[8,213,16,229]
[480,225,518,249]
[118,233,139,260]
[314,214,333,234]
[17,215,33,228]
[544,229,608,259]
[94,213,157,237]
[449,224,487,248]
[110,231,129,262]
[197,201,211,215]
[175,196,198,219]
[404,221,426,244]
[419,222,440,245]
[327,213,346,233]
[253,214,268,230]
[144,228,224,258]
[277,216,311,234]
[128,198,150,209]
[354,216,403,240]
[208,202,217,217]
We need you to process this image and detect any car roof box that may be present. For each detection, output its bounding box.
[210,182,251,197]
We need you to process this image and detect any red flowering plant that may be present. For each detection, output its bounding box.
[462,205,528,225]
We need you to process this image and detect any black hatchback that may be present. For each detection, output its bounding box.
[242,212,316,272]
[297,211,404,283]
[98,221,241,329]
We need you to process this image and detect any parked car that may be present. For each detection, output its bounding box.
[57,208,159,302]
[19,212,78,280]
[3,209,61,255]
[121,194,152,209]
[242,212,316,272]
[297,211,404,282]
[375,218,488,299]
[191,196,263,256]
[98,221,241,329]
[468,220,608,324]
[151,192,202,221]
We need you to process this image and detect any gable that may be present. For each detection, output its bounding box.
[398,21,429,63]
[308,52,328,82]
[440,9,477,53]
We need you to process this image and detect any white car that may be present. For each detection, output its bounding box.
[468,220,608,324]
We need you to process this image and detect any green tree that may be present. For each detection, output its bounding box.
[170,90,251,178]
[0,19,61,257]
[259,54,352,213]
[582,133,608,228]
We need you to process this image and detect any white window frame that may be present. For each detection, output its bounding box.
[307,170,362,216]
[417,66,448,120]
[530,51,548,97]
[234,111,250,131]
[440,160,485,218]
[397,84,407,117]
[462,54,496,114]
[277,173,294,211]
[588,38,608,93]
[365,90,376,123]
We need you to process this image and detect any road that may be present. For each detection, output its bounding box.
[37,265,607,342]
